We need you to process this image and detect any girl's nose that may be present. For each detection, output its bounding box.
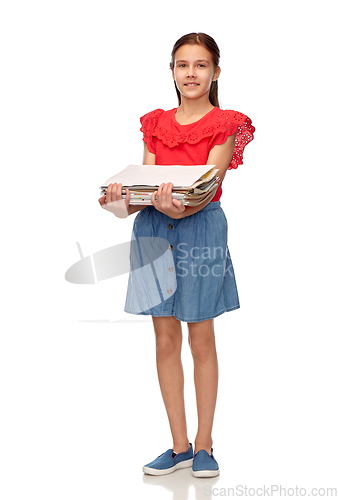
[186,66,196,78]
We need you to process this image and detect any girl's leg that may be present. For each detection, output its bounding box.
[187,318,218,455]
[152,316,190,454]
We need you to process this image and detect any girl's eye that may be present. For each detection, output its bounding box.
[177,63,206,68]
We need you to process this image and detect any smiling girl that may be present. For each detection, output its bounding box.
[99,33,255,477]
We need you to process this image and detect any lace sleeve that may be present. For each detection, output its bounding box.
[209,111,255,170]
[140,109,165,155]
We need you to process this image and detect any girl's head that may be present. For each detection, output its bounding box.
[170,33,221,107]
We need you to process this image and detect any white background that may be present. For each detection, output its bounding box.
[1,1,337,499]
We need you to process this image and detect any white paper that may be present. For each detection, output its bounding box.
[102,164,216,188]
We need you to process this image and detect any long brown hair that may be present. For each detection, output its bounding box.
[169,33,220,107]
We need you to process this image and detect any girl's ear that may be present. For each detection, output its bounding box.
[212,66,221,81]
[171,68,175,80]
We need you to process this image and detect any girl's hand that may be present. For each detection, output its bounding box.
[151,182,186,218]
[98,183,130,218]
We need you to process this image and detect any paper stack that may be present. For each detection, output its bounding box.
[100,164,220,206]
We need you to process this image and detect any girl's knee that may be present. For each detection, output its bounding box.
[156,335,181,357]
[153,316,182,357]
[188,338,215,361]
[188,321,216,360]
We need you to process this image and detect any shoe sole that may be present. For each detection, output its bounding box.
[143,458,193,475]
[192,468,220,478]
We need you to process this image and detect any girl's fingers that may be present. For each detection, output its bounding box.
[105,182,173,208]
[152,182,175,209]
[165,182,173,205]
[157,182,172,206]
[172,198,185,211]
[125,187,130,206]
[106,182,123,204]
[106,183,112,203]
[151,182,184,214]
[166,183,172,204]
[154,183,163,205]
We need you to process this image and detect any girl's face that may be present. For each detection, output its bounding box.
[172,44,220,103]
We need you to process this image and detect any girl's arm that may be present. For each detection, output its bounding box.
[127,143,157,216]
[175,132,236,219]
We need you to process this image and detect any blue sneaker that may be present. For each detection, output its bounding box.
[143,443,194,475]
[192,448,220,477]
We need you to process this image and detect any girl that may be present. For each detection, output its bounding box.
[99,33,255,477]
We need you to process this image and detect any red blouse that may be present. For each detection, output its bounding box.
[140,107,255,202]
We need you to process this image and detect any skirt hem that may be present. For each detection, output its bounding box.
[124,303,240,323]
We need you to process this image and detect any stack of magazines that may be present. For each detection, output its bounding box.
[100,164,220,207]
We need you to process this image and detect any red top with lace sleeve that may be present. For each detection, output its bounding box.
[140,106,255,202]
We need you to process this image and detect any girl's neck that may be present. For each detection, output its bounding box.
[176,94,214,119]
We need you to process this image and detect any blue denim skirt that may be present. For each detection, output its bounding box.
[124,201,240,323]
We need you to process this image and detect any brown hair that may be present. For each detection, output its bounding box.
[169,32,220,107]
